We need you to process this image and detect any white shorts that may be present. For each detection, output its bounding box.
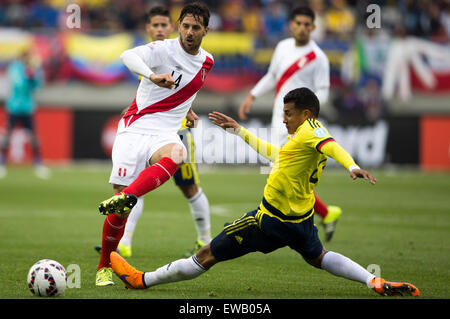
[108,130,185,186]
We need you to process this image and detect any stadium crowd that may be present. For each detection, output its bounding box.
[1,0,449,124]
[0,0,449,43]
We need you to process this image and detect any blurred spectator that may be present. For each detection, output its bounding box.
[3,1,28,28]
[262,0,288,46]
[441,3,450,38]
[355,27,390,86]
[27,0,59,28]
[324,0,355,40]
[381,1,403,31]
[398,0,444,38]
[0,0,448,43]
[208,9,223,31]
[168,0,183,26]
[242,0,263,36]
[360,77,389,123]
[0,48,50,179]
[309,0,327,42]
[219,0,243,32]
[0,0,448,102]
[332,83,366,124]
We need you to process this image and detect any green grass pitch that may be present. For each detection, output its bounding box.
[0,164,449,299]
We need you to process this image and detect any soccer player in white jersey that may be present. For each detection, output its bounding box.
[95,2,214,287]
[238,6,342,241]
[96,6,213,260]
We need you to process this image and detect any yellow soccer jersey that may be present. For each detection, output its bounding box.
[238,118,356,221]
[180,117,189,130]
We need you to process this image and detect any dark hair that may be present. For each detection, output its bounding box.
[178,2,210,27]
[283,87,320,118]
[146,6,171,23]
[289,6,315,22]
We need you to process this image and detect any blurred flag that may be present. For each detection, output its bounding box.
[63,32,133,85]
[0,29,32,66]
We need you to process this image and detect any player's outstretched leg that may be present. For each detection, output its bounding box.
[110,247,209,289]
[369,278,420,296]
[98,192,138,216]
[110,252,146,289]
[319,251,420,297]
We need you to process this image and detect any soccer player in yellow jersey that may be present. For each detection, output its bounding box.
[109,88,420,297]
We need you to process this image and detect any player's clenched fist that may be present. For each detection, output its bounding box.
[150,73,175,89]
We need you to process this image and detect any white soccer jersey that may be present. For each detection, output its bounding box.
[119,38,214,134]
[251,38,329,128]
[249,38,329,145]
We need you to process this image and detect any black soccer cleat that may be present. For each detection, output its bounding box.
[98,192,138,216]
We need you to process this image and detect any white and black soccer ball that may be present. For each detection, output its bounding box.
[27,259,67,297]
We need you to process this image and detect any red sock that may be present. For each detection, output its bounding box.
[122,157,178,197]
[97,213,128,270]
[314,193,329,219]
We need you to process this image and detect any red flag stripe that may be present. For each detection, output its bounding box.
[124,56,214,128]
[275,51,316,97]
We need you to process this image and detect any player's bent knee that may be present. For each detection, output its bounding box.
[195,244,217,269]
[179,184,199,199]
[151,143,187,166]
[170,144,187,165]
[305,248,328,269]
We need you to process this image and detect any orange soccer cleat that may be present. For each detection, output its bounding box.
[110,252,147,289]
[370,277,420,297]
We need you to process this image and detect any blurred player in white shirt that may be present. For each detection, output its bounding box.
[238,6,341,242]
[95,2,214,287]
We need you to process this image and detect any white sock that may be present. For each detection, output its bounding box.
[321,251,375,286]
[119,196,144,247]
[143,255,207,287]
[188,188,211,244]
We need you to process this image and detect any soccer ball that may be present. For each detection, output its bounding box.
[27,259,67,297]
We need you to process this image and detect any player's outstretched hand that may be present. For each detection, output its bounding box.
[209,111,241,134]
[185,108,199,128]
[150,73,175,89]
[238,94,255,121]
[350,168,376,185]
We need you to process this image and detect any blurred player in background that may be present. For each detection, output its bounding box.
[239,6,341,241]
[109,87,420,297]
[95,5,212,260]
[0,49,50,179]
[95,2,214,286]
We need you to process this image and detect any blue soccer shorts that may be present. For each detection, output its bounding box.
[210,208,323,262]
